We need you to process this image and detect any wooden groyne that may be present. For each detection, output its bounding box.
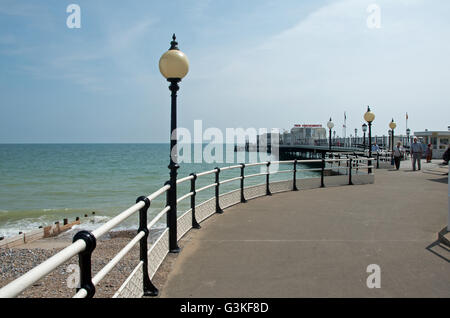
[0,212,96,248]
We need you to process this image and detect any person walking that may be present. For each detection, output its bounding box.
[393,141,404,170]
[371,142,380,153]
[410,137,423,171]
[442,145,449,165]
[425,144,433,163]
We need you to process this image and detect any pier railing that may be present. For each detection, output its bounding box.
[0,157,375,298]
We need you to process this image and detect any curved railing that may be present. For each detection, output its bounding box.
[0,156,375,298]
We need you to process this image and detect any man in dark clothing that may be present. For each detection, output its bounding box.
[410,138,423,171]
[443,146,449,165]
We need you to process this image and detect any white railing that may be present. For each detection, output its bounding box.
[0,156,375,298]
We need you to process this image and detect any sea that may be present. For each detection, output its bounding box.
[0,144,319,238]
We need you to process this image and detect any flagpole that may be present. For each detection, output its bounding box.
[344,112,347,146]
[406,112,408,131]
[406,112,408,146]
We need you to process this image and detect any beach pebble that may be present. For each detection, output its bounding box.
[0,230,142,298]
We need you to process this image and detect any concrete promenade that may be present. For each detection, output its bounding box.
[160,161,449,297]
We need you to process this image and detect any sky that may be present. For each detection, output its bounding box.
[0,0,449,143]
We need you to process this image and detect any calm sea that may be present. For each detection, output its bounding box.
[0,144,319,238]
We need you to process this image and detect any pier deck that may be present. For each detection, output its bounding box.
[160,162,449,297]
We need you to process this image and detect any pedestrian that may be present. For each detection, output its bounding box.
[393,141,404,170]
[425,143,433,163]
[410,137,423,171]
[371,142,380,153]
[442,145,449,165]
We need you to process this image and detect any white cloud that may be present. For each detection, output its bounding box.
[107,19,157,52]
[185,0,450,135]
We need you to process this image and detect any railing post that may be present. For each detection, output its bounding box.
[240,163,247,203]
[190,173,201,229]
[165,180,180,253]
[349,157,353,185]
[266,161,272,195]
[376,153,380,169]
[136,196,158,296]
[321,153,325,188]
[293,159,298,191]
[73,230,96,298]
[345,155,348,174]
[215,167,223,213]
[356,155,359,174]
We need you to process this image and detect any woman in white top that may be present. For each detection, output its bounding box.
[393,141,404,170]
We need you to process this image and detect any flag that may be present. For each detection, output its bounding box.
[406,112,408,120]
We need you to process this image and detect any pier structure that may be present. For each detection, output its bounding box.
[235,135,412,161]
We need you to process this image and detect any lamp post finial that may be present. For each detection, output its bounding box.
[169,33,179,50]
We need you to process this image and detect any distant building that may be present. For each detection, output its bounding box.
[414,127,450,159]
[282,131,292,145]
[289,124,326,145]
[258,131,281,146]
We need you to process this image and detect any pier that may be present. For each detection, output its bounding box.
[234,135,411,160]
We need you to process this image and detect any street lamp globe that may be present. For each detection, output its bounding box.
[362,123,367,133]
[159,34,189,80]
[327,118,334,130]
[364,106,375,123]
[389,119,397,130]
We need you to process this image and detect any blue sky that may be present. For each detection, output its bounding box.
[0,0,449,143]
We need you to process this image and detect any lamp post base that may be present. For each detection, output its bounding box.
[169,247,181,254]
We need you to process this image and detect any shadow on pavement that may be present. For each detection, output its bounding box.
[425,240,449,263]
[426,177,448,184]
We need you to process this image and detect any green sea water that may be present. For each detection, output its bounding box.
[0,144,319,238]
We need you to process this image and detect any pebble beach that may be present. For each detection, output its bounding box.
[0,229,174,298]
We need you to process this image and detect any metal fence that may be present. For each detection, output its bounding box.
[0,157,374,298]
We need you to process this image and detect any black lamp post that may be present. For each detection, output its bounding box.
[327,118,334,151]
[389,119,396,164]
[362,123,367,150]
[159,34,189,253]
[406,128,411,148]
[388,129,392,154]
[364,106,375,173]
